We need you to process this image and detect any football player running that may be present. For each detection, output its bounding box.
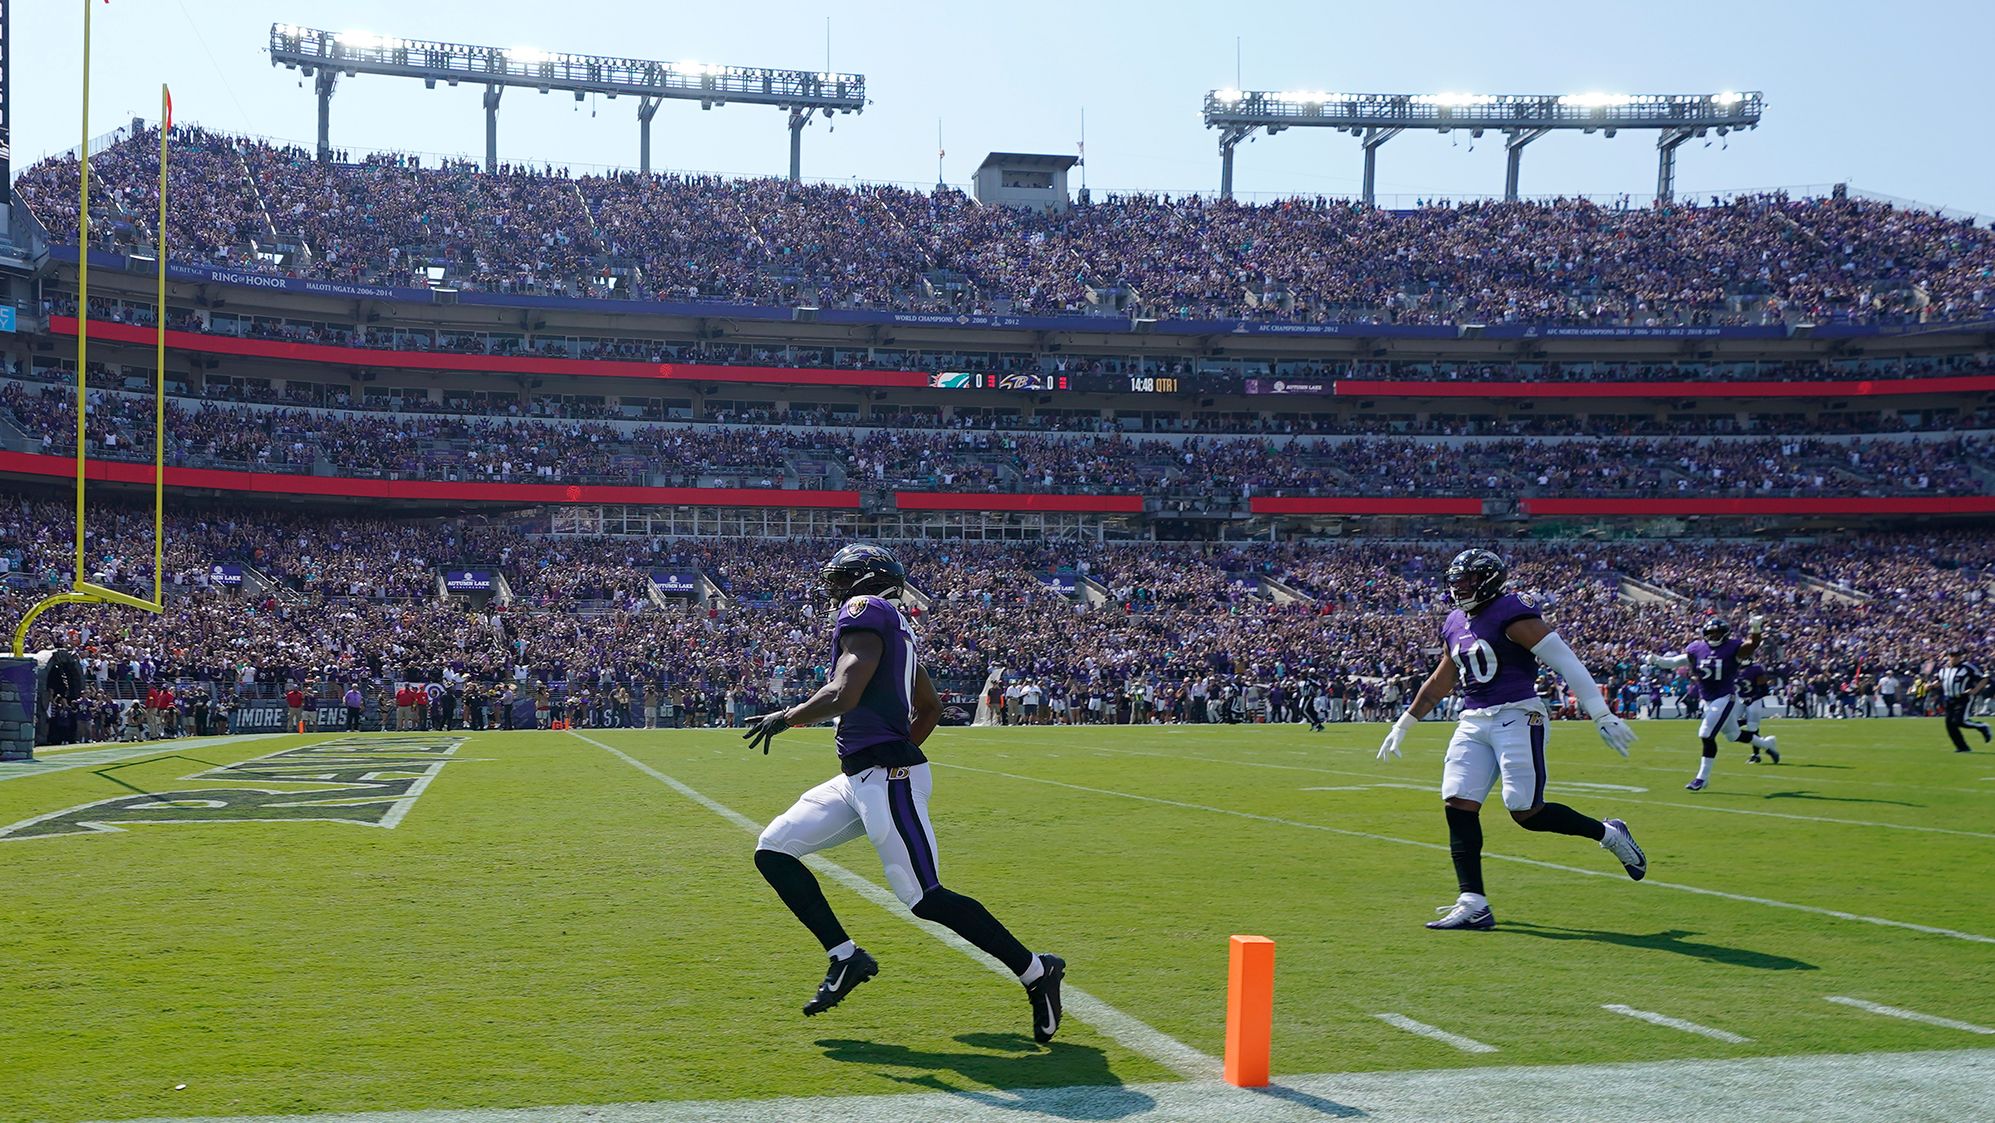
[1648,617,1778,790]
[1378,549,1646,931]
[1735,661,1778,763]
[742,544,1065,1042]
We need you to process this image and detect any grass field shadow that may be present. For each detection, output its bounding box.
[90,756,221,798]
[1762,790,1921,808]
[817,1034,1153,1119]
[1250,1082,1368,1118]
[1501,923,1818,971]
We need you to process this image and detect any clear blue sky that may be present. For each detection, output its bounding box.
[14,0,1994,212]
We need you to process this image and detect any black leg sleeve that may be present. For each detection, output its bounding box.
[1444,805,1486,896]
[911,887,1034,975]
[754,848,850,952]
[1517,801,1607,841]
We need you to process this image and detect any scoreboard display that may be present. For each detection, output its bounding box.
[929,372,1070,391]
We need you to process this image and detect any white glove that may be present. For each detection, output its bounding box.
[1595,714,1637,757]
[1378,711,1418,761]
[1747,614,1766,636]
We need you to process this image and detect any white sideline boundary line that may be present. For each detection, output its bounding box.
[1602,1004,1751,1043]
[938,762,1995,946]
[1373,1012,1499,1054]
[1827,996,1995,1034]
[1091,744,1995,842]
[567,732,1216,1081]
[107,1048,1995,1123]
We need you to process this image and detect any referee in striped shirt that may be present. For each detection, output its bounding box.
[1940,650,1991,753]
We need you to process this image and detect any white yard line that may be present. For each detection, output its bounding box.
[1373,1013,1500,1054]
[1827,996,1995,1034]
[105,1048,1995,1123]
[1602,1004,1752,1043]
[938,762,1995,946]
[1091,744,1995,841]
[982,725,1995,797]
[567,732,1216,1081]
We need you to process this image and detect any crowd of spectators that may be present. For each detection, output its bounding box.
[7,377,1989,498]
[43,290,1995,398]
[19,127,1995,326]
[7,499,1991,740]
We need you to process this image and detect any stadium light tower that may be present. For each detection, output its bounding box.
[1203,90,1762,204]
[268,25,866,179]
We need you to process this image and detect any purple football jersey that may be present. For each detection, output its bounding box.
[1440,592,1544,710]
[831,595,916,758]
[1686,637,1743,698]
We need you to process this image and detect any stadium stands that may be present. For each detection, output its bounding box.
[8,122,1994,745]
[6,495,1990,737]
[18,127,1995,327]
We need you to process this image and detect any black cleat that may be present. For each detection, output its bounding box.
[1026,954,1066,1044]
[803,947,878,1016]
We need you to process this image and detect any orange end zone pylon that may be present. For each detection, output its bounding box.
[1224,934,1275,1086]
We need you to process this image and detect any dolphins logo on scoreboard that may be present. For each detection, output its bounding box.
[0,736,464,841]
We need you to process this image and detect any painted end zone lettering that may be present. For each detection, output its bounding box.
[0,736,462,841]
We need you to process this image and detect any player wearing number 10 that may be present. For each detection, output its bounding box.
[1377,549,1647,931]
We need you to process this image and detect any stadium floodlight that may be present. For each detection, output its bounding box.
[268,24,867,179]
[1202,88,1763,204]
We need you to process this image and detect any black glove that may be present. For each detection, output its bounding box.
[742,710,791,754]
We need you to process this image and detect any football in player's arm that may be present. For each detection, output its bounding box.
[1646,615,1780,791]
[1377,549,1646,931]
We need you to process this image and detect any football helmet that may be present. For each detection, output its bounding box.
[822,543,906,603]
[1444,549,1507,611]
[1703,619,1731,644]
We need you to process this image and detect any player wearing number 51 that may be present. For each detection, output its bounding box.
[1377,549,1646,932]
[1647,616,1779,791]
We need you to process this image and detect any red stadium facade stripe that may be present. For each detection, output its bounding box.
[47,317,932,390]
[1250,496,1484,515]
[1332,375,1995,399]
[894,492,1147,513]
[1521,496,1995,516]
[0,451,861,508]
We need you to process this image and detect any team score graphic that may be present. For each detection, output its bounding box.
[1451,638,1501,685]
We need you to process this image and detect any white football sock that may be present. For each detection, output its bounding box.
[1752,735,1773,750]
[827,939,856,961]
[1695,758,1715,782]
[1017,955,1045,986]
[1459,892,1489,910]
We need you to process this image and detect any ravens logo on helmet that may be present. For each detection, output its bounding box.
[1444,548,1507,612]
[821,543,907,603]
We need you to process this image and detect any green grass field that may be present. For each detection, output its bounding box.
[5,718,1994,1122]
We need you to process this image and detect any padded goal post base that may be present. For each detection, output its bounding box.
[0,656,37,762]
